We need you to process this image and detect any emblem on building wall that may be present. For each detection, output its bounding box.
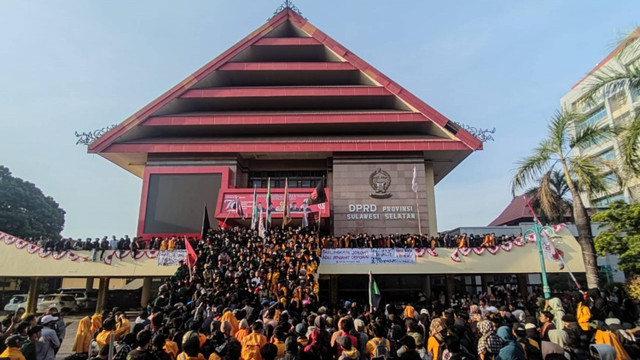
[369,168,392,199]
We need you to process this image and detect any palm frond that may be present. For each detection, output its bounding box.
[568,155,608,196]
[538,171,561,222]
[618,112,640,174]
[570,122,614,149]
[615,29,640,64]
[511,143,553,195]
[582,63,640,102]
[548,110,573,152]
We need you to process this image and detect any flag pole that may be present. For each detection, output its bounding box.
[415,191,422,235]
[523,196,551,299]
[368,271,373,312]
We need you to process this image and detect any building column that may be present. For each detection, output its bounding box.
[141,278,152,308]
[424,163,437,237]
[85,277,94,291]
[445,275,455,299]
[517,274,529,297]
[329,275,339,307]
[481,275,489,294]
[422,275,431,300]
[96,277,110,313]
[25,277,40,314]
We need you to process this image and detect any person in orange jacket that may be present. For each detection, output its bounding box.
[241,322,267,360]
[71,316,93,354]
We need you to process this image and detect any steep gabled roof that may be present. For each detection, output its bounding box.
[488,196,534,226]
[88,8,482,153]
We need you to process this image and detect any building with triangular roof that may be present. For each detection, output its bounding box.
[88,6,483,239]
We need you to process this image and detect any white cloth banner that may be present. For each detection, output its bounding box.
[156,250,187,266]
[321,248,416,265]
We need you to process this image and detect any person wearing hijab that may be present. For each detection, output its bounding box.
[590,344,617,360]
[220,310,239,337]
[427,318,446,360]
[496,325,525,360]
[477,320,501,360]
[574,292,591,331]
[547,329,568,349]
[547,298,565,330]
[71,316,93,354]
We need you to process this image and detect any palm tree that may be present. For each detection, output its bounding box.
[583,29,640,173]
[525,169,573,224]
[512,109,618,289]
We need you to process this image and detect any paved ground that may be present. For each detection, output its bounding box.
[57,314,82,359]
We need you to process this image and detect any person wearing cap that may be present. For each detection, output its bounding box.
[337,336,360,360]
[20,325,41,360]
[36,314,59,360]
[1,334,27,360]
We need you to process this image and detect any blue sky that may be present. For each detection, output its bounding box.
[0,1,638,238]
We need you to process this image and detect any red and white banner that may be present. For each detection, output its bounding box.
[15,239,28,249]
[472,247,485,256]
[52,251,68,260]
[501,242,513,252]
[487,246,500,255]
[218,189,330,219]
[426,248,438,257]
[459,248,471,256]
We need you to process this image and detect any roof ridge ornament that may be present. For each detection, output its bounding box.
[270,0,305,20]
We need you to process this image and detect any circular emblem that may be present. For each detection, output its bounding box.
[369,168,392,199]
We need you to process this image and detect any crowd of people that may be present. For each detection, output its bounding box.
[2,227,639,360]
[27,231,518,257]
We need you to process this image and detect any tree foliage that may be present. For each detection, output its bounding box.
[0,165,65,240]
[525,169,573,224]
[592,201,640,274]
[511,109,622,288]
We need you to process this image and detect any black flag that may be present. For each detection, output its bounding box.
[308,181,327,205]
[201,203,211,239]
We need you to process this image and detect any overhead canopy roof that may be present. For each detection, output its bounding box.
[89,7,482,182]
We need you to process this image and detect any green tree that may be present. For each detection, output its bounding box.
[525,169,573,224]
[512,109,620,289]
[592,201,640,274]
[584,29,640,173]
[0,165,65,240]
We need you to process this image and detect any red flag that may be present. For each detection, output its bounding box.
[185,239,197,268]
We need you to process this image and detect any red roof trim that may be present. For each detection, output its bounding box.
[180,86,388,98]
[105,140,470,153]
[142,112,426,126]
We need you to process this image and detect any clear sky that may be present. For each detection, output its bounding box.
[0,1,638,238]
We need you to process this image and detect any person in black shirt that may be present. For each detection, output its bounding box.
[126,329,156,360]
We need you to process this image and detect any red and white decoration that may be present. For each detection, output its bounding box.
[450,249,461,263]
[0,230,89,262]
[459,248,471,256]
[426,248,438,257]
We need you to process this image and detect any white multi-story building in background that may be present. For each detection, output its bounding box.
[561,27,640,207]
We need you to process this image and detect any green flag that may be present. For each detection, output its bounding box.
[369,272,381,310]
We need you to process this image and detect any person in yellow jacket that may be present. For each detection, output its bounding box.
[164,337,179,360]
[575,292,591,331]
[71,316,93,354]
[220,310,239,336]
[402,304,415,319]
[90,313,102,336]
[113,312,131,341]
[168,237,177,251]
[178,331,206,360]
[593,322,631,360]
[235,319,250,343]
[96,317,117,349]
[241,322,267,360]
[0,334,27,360]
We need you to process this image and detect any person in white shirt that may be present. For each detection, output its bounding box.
[36,315,60,360]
